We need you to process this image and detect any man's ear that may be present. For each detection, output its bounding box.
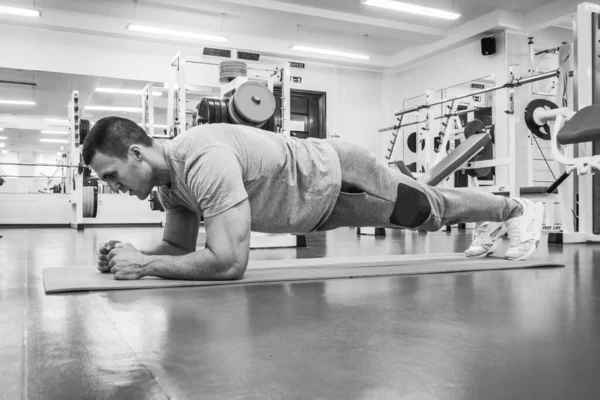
[129,145,143,161]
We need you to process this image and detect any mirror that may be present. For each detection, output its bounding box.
[0,67,219,194]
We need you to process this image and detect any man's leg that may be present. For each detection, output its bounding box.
[319,139,522,230]
[318,139,543,260]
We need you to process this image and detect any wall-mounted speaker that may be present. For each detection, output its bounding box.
[481,37,496,56]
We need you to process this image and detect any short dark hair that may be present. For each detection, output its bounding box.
[82,116,153,165]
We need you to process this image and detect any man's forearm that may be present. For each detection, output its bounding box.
[141,248,243,280]
[140,240,190,256]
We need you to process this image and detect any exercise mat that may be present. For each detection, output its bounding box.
[43,253,563,294]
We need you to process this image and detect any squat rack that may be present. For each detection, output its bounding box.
[384,68,561,198]
[166,51,292,136]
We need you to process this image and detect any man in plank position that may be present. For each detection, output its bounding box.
[84,117,543,281]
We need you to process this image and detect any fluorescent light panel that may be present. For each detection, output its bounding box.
[0,100,35,106]
[291,45,370,60]
[139,123,168,129]
[1,150,7,154]
[0,5,40,17]
[96,87,162,96]
[363,0,460,20]
[44,118,69,124]
[0,143,4,148]
[127,24,227,42]
[0,136,6,140]
[0,127,3,131]
[41,130,68,135]
[86,106,143,113]
[40,139,68,143]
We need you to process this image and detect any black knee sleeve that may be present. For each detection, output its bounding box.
[389,183,432,228]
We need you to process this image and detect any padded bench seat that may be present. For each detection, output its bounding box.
[389,133,492,186]
[557,105,600,145]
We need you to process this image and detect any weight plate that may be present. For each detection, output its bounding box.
[82,186,98,218]
[212,98,222,124]
[220,99,230,124]
[524,99,558,141]
[207,98,217,124]
[407,132,425,153]
[219,60,247,83]
[464,119,486,138]
[197,98,210,125]
[467,154,493,178]
[232,81,276,124]
[227,95,245,125]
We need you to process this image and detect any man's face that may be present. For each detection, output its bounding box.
[89,147,154,200]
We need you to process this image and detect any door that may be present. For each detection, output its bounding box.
[266,89,327,139]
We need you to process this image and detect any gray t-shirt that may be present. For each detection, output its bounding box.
[158,124,342,234]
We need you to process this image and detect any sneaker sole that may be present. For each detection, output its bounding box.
[465,225,507,258]
[465,248,495,258]
[505,202,545,261]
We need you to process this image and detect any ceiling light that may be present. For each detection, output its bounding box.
[139,123,169,129]
[41,130,68,135]
[44,118,69,124]
[0,5,41,17]
[86,106,143,113]
[0,136,6,140]
[96,87,162,96]
[0,143,4,148]
[0,128,3,131]
[127,24,227,42]
[40,139,68,143]
[291,45,371,60]
[1,150,7,154]
[363,0,460,20]
[0,100,36,106]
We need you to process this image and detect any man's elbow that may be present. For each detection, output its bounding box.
[222,260,247,280]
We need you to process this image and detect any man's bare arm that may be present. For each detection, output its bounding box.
[140,208,201,256]
[125,199,251,280]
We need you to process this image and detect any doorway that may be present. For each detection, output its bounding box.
[266,89,327,139]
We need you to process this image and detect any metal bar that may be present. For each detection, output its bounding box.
[535,47,562,56]
[394,69,559,117]
[512,70,559,86]
[0,162,83,168]
[379,125,398,133]
[460,157,512,169]
[0,80,36,87]
[1,175,64,179]
[434,107,479,120]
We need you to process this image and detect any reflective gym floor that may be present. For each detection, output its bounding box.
[2,227,600,400]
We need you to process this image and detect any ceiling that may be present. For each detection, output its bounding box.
[0,0,579,69]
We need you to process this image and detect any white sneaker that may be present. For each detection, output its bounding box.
[464,221,507,258]
[504,198,544,261]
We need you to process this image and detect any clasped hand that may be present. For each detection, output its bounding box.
[96,240,148,280]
